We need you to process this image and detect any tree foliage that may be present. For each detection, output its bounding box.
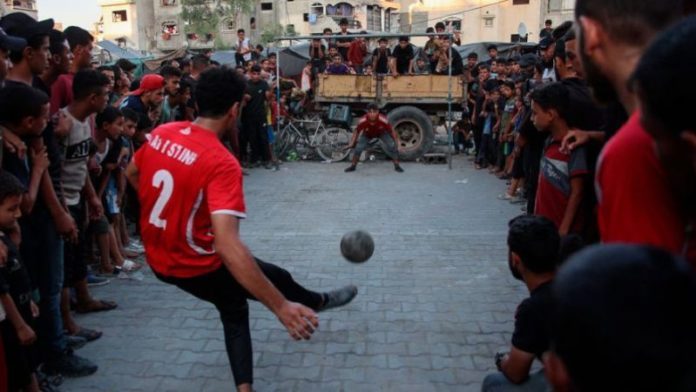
[260,23,284,45]
[181,0,254,37]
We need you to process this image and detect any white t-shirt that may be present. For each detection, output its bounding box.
[237,38,252,61]
[60,108,93,206]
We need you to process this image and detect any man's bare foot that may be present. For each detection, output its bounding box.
[75,299,117,314]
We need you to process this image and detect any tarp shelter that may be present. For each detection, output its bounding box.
[97,40,153,79]
[455,42,539,62]
[210,43,311,78]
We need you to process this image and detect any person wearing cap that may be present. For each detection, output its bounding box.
[372,37,392,75]
[0,13,53,87]
[344,103,404,173]
[0,26,27,83]
[119,74,166,131]
[390,36,415,76]
[335,18,353,62]
[50,26,94,115]
[538,37,557,83]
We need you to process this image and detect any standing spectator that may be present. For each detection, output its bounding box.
[372,38,391,75]
[347,33,367,73]
[530,83,589,235]
[390,36,415,76]
[234,29,252,67]
[433,37,464,76]
[120,74,165,131]
[486,44,499,66]
[422,27,440,67]
[158,65,182,124]
[335,18,353,61]
[540,19,553,40]
[181,54,210,121]
[482,215,559,392]
[475,86,500,169]
[40,30,71,95]
[309,38,326,75]
[538,37,557,83]
[49,26,94,114]
[322,27,335,50]
[241,65,271,167]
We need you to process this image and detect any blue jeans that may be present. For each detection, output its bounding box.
[22,205,66,358]
[354,133,399,160]
[481,370,550,392]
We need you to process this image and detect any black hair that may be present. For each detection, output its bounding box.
[195,67,246,118]
[562,27,576,42]
[268,53,276,58]
[575,0,685,46]
[554,39,567,60]
[467,52,478,60]
[426,27,434,33]
[552,21,574,41]
[9,32,48,64]
[116,58,137,72]
[237,28,245,34]
[507,215,560,274]
[177,79,191,94]
[178,58,190,69]
[530,82,570,121]
[63,26,93,51]
[191,54,210,69]
[339,18,349,26]
[48,29,66,56]
[552,245,696,392]
[435,22,445,30]
[488,44,498,51]
[501,80,515,91]
[96,106,123,129]
[72,69,110,101]
[97,65,114,74]
[250,64,261,72]
[632,15,696,137]
[210,60,220,67]
[0,170,26,204]
[323,28,333,33]
[159,65,182,79]
[121,107,139,124]
[0,85,49,127]
[478,64,490,72]
[256,44,264,50]
[545,19,553,25]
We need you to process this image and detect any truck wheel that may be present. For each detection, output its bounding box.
[387,106,434,161]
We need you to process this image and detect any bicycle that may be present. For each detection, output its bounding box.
[274,116,352,162]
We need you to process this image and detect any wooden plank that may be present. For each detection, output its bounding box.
[318,75,375,100]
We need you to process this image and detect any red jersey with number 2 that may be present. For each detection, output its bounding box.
[133,121,246,278]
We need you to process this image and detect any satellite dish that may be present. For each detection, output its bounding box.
[518,23,528,37]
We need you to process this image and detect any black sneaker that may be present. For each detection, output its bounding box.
[394,165,404,173]
[44,350,98,378]
[65,335,87,350]
[318,285,358,312]
[344,165,357,173]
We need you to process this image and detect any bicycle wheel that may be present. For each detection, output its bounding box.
[314,126,352,162]
[275,125,296,159]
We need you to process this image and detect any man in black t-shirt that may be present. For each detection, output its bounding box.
[372,38,391,75]
[481,215,559,392]
[335,18,353,61]
[241,65,271,167]
[390,36,414,75]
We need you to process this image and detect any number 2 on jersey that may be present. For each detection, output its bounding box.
[149,169,174,229]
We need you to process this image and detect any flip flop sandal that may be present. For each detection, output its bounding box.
[121,259,142,272]
[75,299,117,314]
[68,327,103,342]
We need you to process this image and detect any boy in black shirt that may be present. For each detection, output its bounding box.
[481,215,558,391]
[390,36,414,75]
[372,38,391,75]
[0,170,40,391]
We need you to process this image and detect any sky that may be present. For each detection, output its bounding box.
[36,0,101,30]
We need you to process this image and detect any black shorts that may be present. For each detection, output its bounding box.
[512,153,525,180]
[64,203,88,287]
[0,316,38,389]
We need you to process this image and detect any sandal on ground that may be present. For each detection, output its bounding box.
[67,327,102,342]
[121,259,142,272]
[75,299,117,314]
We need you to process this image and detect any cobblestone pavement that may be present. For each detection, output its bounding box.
[64,155,526,392]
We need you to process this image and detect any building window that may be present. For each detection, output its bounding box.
[310,2,323,16]
[513,0,530,4]
[326,2,356,26]
[162,21,179,35]
[7,0,35,10]
[162,0,177,5]
[112,10,127,23]
[261,2,272,11]
[484,17,494,27]
[303,13,309,22]
[222,18,235,32]
[547,0,561,12]
[444,18,461,31]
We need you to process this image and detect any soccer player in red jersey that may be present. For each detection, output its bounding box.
[125,68,357,391]
[344,103,404,173]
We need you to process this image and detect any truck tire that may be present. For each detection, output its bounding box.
[387,106,434,161]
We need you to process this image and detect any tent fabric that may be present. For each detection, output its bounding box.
[143,47,189,71]
[97,40,146,61]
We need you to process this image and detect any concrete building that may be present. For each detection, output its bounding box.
[97,0,154,50]
[2,0,38,19]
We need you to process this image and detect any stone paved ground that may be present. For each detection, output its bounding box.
[63,155,526,392]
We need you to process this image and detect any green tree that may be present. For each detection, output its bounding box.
[260,23,284,45]
[181,0,254,38]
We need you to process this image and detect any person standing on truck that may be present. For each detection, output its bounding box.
[344,103,404,173]
[372,38,392,75]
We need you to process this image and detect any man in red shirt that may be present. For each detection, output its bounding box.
[347,33,367,73]
[126,68,357,391]
[571,0,695,263]
[49,26,93,114]
[345,103,404,173]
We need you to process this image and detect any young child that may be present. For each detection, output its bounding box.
[530,83,589,235]
[0,170,40,392]
[475,87,500,170]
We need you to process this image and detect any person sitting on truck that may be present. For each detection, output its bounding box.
[433,36,464,76]
[344,103,404,173]
[411,57,430,75]
[390,36,415,76]
[325,55,355,75]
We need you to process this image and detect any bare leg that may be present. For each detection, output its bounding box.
[96,232,112,274]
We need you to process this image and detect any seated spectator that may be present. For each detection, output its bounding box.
[390,36,415,76]
[372,38,391,75]
[309,38,326,75]
[530,83,589,235]
[363,64,373,76]
[545,245,696,392]
[347,33,368,74]
[325,55,354,75]
[481,215,559,391]
[422,27,440,66]
[433,37,464,76]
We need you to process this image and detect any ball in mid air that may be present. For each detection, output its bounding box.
[340,230,374,263]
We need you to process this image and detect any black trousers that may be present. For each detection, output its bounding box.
[155,258,323,385]
[240,116,269,164]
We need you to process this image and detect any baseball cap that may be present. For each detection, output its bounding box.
[539,37,553,50]
[130,74,165,96]
[519,53,539,68]
[0,26,27,52]
[0,13,54,41]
